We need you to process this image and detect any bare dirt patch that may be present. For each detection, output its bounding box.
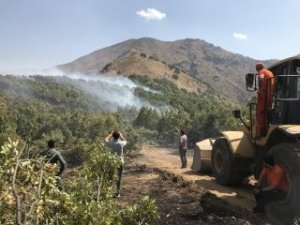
[115,145,275,224]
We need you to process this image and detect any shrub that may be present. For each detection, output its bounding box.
[172,74,179,80]
[0,139,159,225]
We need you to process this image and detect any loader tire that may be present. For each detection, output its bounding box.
[212,138,246,186]
[265,143,300,225]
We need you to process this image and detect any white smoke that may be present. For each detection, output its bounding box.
[0,67,163,111]
[62,73,155,109]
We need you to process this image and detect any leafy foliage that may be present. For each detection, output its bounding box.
[0,74,240,149]
[0,139,158,225]
[131,75,239,146]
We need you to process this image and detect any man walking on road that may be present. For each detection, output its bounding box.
[105,131,127,198]
[178,129,188,168]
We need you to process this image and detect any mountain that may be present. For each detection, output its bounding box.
[58,38,277,103]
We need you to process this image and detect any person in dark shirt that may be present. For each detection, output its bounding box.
[41,139,66,190]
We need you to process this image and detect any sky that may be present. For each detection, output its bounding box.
[0,0,300,71]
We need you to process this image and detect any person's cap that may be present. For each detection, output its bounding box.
[256,63,264,71]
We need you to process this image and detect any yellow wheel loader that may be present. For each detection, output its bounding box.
[192,57,300,223]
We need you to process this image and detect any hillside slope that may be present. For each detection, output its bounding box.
[101,50,210,94]
[58,38,277,103]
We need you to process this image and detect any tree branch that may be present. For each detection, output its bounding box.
[12,143,26,225]
[24,165,44,221]
[97,165,107,203]
[24,153,58,222]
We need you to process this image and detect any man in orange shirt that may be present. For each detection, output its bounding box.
[253,155,289,213]
[255,63,275,137]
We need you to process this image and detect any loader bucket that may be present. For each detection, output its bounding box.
[191,138,214,172]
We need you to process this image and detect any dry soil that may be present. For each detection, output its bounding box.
[118,145,271,225]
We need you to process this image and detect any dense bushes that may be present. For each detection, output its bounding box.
[131,75,239,146]
[0,74,240,224]
[0,74,240,150]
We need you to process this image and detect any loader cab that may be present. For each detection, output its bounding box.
[270,57,300,124]
[245,57,300,127]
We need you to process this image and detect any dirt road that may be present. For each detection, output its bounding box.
[138,145,256,209]
[119,145,270,225]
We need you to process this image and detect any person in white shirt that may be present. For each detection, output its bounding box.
[178,129,188,168]
[105,131,127,197]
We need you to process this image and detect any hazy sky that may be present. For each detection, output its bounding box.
[1,0,300,71]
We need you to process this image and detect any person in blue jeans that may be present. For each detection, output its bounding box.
[105,131,127,198]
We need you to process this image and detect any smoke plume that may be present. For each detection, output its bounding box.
[0,67,162,112]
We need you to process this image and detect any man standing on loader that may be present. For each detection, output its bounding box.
[255,63,275,137]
